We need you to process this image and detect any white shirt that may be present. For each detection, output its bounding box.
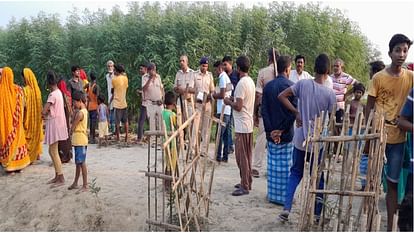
[216,71,232,115]
[289,69,313,83]
[106,72,114,109]
[324,75,334,90]
[233,75,255,133]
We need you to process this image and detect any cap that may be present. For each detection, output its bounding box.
[199,57,209,65]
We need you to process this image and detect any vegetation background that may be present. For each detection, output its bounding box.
[0,1,380,123]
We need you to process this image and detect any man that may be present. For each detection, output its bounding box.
[142,63,164,145]
[68,65,85,101]
[110,64,129,143]
[252,48,279,178]
[136,63,148,144]
[174,55,195,121]
[212,61,232,162]
[289,54,313,83]
[222,55,238,154]
[86,71,99,144]
[224,55,255,196]
[262,55,297,205]
[191,57,215,156]
[106,60,115,133]
[331,58,357,123]
[278,53,336,221]
[365,34,413,231]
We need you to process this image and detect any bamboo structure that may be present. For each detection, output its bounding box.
[145,92,223,231]
[298,107,386,232]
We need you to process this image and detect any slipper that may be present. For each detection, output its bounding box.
[231,188,249,196]
[50,182,65,188]
[234,183,241,189]
[278,210,289,222]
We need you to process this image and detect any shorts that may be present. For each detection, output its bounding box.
[98,121,109,138]
[89,110,98,128]
[336,109,344,123]
[74,146,87,165]
[115,108,128,124]
[384,143,405,183]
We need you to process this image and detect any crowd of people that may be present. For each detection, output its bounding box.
[0,33,412,230]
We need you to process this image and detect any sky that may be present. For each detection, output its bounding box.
[0,0,413,64]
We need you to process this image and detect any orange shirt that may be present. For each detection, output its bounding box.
[87,82,98,111]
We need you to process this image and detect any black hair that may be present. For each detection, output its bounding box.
[295,54,306,63]
[139,63,147,68]
[389,34,413,53]
[353,83,366,94]
[222,55,233,64]
[314,53,330,75]
[90,71,97,81]
[236,55,250,73]
[369,60,385,74]
[98,94,105,104]
[47,70,58,85]
[267,48,280,62]
[72,90,86,103]
[114,64,125,73]
[71,65,80,73]
[213,61,222,68]
[164,91,176,106]
[277,56,292,74]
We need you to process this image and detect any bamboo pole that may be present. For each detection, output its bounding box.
[146,219,182,231]
[309,189,375,197]
[163,113,198,149]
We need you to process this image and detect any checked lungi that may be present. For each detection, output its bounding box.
[267,141,293,205]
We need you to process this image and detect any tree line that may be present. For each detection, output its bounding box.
[0,1,380,120]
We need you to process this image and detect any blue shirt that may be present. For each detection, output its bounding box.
[261,75,297,143]
[228,70,239,96]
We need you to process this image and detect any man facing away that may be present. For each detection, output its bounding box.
[224,55,256,196]
[110,64,129,143]
[252,48,279,178]
[261,55,297,205]
[278,53,336,221]
[365,34,413,231]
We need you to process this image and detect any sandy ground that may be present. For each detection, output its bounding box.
[0,142,388,231]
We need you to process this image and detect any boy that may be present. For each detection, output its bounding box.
[162,91,177,189]
[68,90,89,192]
[97,94,109,147]
[365,33,413,230]
[349,83,366,125]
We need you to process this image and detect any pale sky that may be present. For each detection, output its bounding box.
[0,0,413,64]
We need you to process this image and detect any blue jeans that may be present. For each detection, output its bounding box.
[284,147,324,216]
[109,109,115,133]
[216,114,231,161]
[228,111,234,148]
[384,142,405,183]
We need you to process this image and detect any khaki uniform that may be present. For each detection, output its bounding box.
[174,68,195,119]
[191,70,215,154]
[253,64,276,173]
[142,74,164,135]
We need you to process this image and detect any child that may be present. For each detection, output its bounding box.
[162,91,177,190]
[68,90,89,192]
[97,94,109,147]
[349,83,366,125]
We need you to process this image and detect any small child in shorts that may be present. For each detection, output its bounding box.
[68,90,89,192]
[97,94,109,147]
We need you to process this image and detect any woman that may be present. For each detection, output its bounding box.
[0,67,30,172]
[22,68,44,164]
[57,77,73,163]
[42,70,68,186]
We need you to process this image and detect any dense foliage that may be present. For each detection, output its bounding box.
[0,1,379,121]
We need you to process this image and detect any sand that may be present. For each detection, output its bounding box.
[0,142,387,231]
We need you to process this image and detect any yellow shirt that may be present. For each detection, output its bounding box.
[72,108,88,146]
[112,74,128,109]
[368,68,413,144]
